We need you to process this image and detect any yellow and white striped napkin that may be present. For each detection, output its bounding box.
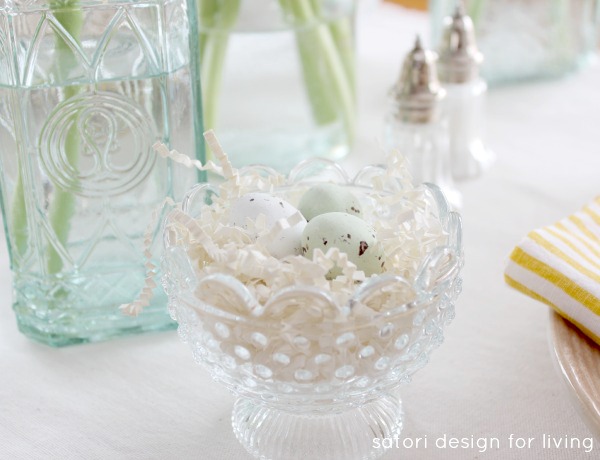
[505,197,600,346]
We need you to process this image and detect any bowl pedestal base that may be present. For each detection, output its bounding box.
[232,393,403,460]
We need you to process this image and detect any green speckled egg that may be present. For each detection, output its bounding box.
[298,183,362,221]
[301,212,385,279]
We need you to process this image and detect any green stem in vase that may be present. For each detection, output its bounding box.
[199,0,241,155]
[46,111,79,275]
[46,0,83,274]
[198,0,220,68]
[10,1,83,272]
[10,173,28,257]
[327,18,356,92]
[201,32,231,133]
[466,0,486,26]
[309,0,356,91]
[288,4,339,125]
[280,0,356,143]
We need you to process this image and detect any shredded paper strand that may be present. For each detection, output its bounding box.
[120,196,176,316]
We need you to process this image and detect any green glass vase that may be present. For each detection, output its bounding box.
[0,0,204,346]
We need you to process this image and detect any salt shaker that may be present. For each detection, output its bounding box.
[384,36,460,208]
[437,3,494,181]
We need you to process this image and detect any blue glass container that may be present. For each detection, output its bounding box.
[0,0,204,346]
[430,0,600,85]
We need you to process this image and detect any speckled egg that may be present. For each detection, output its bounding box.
[301,212,385,278]
[298,183,362,221]
[229,192,307,258]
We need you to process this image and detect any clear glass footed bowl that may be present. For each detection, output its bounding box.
[161,158,463,460]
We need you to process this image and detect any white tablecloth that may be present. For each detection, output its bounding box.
[1,3,599,459]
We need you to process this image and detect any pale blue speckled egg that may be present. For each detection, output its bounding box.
[298,183,362,221]
[301,212,385,278]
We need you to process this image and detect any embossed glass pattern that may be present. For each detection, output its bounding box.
[162,160,463,460]
[0,0,203,345]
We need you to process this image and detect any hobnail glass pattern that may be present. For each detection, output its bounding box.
[162,158,463,460]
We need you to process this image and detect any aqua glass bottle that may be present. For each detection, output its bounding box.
[0,0,204,346]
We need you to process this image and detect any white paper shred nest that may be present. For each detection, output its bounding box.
[125,132,451,384]
[163,132,446,310]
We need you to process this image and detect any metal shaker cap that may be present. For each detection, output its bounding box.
[437,3,483,83]
[391,36,445,124]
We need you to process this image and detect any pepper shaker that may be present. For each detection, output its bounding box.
[384,36,461,208]
[437,2,494,181]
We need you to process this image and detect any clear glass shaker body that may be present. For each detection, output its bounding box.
[384,115,460,208]
[443,78,494,180]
